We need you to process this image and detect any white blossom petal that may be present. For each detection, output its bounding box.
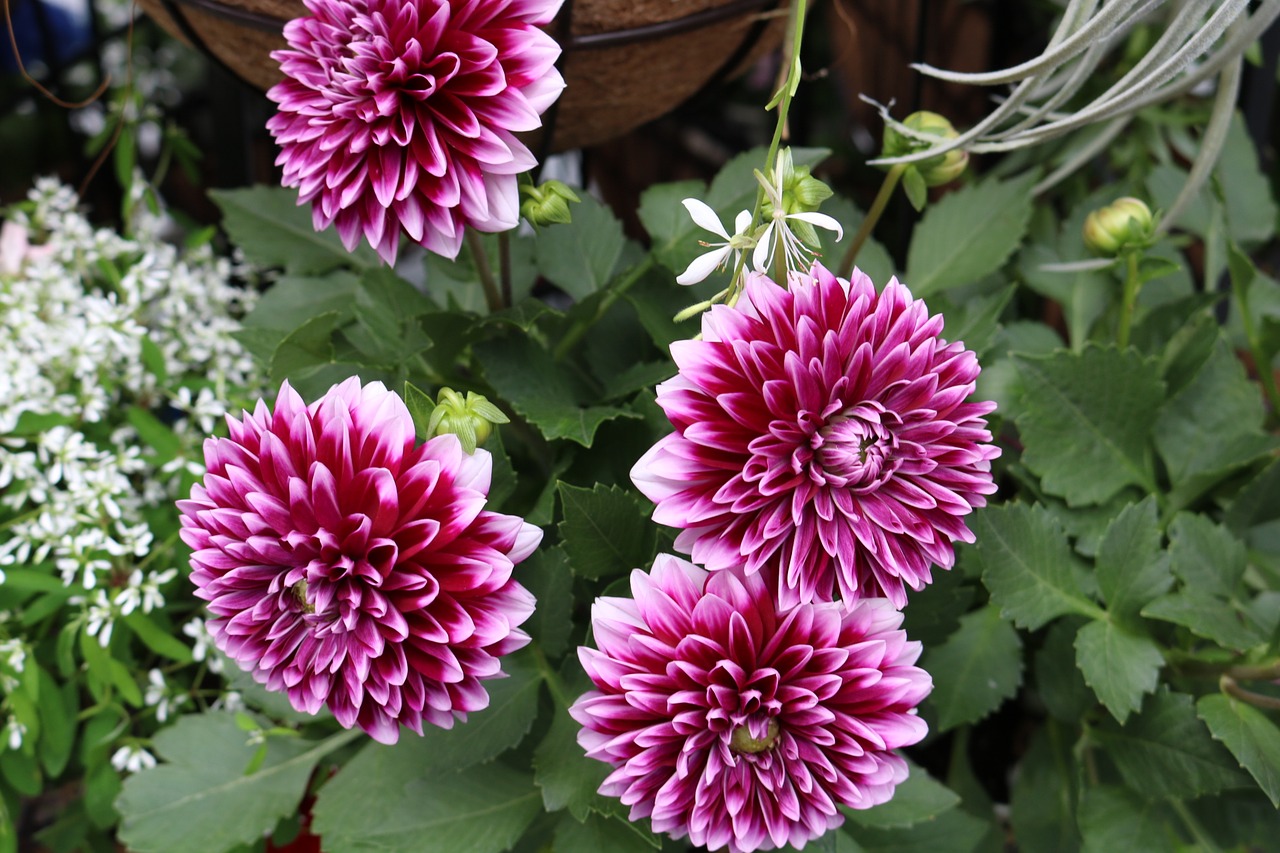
[677,246,732,286]
[681,198,731,240]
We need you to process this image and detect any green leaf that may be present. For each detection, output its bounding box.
[1018,244,1111,353]
[1094,498,1172,625]
[922,605,1023,731]
[210,186,377,274]
[1154,336,1276,502]
[1196,694,1280,807]
[534,703,612,821]
[842,760,960,829]
[966,504,1100,630]
[554,812,660,853]
[399,651,541,771]
[820,195,896,287]
[904,172,1036,297]
[1215,113,1278,247]
[1013,347,1163,505]
[520,546,574,659]
[124,612,195,663]
[1091,689,1250,799]
[901,167,928,212]
[475,334,638,447]
[1077,786,1174,853]
[534,195,628,300]
[556,482,656,581]
[843,803,991,853]
[638,179,708,272]
[269,311,340,384]
[1074,620,1163,724]
[899,568,974,647]
[1141,592,1268,652]
[938,284,1016,360]
[1225,458,1280,534]
[243,272,360,332]
[1009,725,1080,853]
[35,669,75,778]
[116,713,342,853]
[403,381,436,442]
[313,757,541,853]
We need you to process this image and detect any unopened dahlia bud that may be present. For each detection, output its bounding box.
[759,148,836,248]
[520,180,580,228]
[1083,197,1154,256]
[428,388,509,453]
[882,111,969,187]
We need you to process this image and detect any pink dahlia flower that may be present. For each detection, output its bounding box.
[266,0,565,264]
[178,378,540,743]
[633,263,999,610]
[571,554,931,853]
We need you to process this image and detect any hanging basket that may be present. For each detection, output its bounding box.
[137,0,787,151]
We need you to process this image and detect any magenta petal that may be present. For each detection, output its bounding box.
[180,379,542,743]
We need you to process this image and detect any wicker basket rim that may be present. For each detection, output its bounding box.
[158,0,783,49]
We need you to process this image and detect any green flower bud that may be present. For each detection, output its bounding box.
[519,180,580,228]
[881,111,969,187]
[426,388,510,454]
[1082,197,1154,256]
[761,148,834,220]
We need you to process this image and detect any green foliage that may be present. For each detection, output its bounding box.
[904,172,1037,296]
[116,714,343,853]
[557,483,657,580]
[1013,347,1163,505]
[1196,694,1280,807]
[211,186,379,273]
[922,605,1023,731]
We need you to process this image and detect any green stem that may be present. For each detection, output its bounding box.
[530,642,572,710]
[1170,799,1222,853]
[1226,660,1280,681]
[465,230,504,313]
[1117,249,1141,349]
[840,164,906,277]
[498,231,513,308]
[1232,261,1280,419]
[1221,674,1280,711]
[553,256,654,362]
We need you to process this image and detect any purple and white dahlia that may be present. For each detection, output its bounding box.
[266,0,565,264]
[571,554,931,853]
[178,378,540,743]
[632,263,999,610]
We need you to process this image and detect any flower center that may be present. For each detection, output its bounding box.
[814,403,902,489]
[290,580,315,614]
[729,718,780,754]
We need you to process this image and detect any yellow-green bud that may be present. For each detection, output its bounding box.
[882,111,969,187]
[426,388,510,454]
[761,148,834,220]
[519,180,580,228]
[1082,197,1154,256]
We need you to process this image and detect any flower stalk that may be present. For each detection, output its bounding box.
[840,163,905,277]
[466,230,505,313]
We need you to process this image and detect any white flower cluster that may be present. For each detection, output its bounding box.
[0,179,259,649]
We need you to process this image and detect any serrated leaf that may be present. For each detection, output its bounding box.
[243,272,360,332]
[475,334,638,447]
[938,284,1015,359]
[966,504,1100,630]
[1077,786,1174,853]
[1018,243,1111,353]
[1014,347,1163,505]
[1196,694,1280,807]
[520,546,574,658]
[1074,620,1163,723]
[923,605,1023,731]
[534,195,628,300]
[1141,593,1267,652]
[391,652,541,771]
[210,186,377,274]
[556,482,656,580]
[842,760,960,829]
[1092,690,1250,799]
[904,172,1036,297]
[116,713,339,853]
[534,703,612,821]
[1154,336,1275,502]
[1094,498,1172,625]
[1216,114,1278,247]
[313,757,541,853]
[639,179,708,275]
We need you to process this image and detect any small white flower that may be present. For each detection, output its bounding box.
[676,199,755,286]
[3,715,25,750]
[751,159,844,276]
[110,744,157,773]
